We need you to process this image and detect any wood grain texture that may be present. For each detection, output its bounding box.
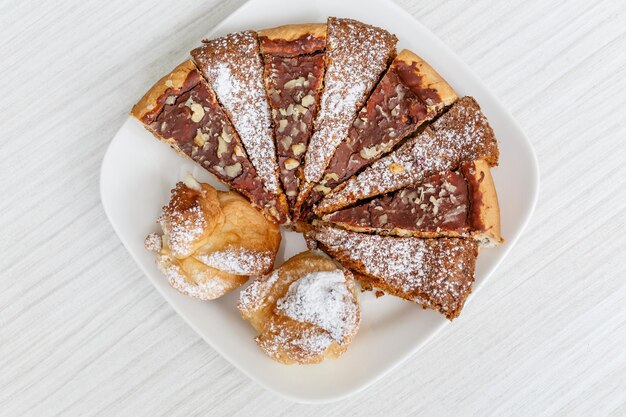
[1,0,625,415]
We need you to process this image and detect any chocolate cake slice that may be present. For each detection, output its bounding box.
[307,224,478,320]
[315,96,499,215]
[296,17,397,217]
[130,61,287,224]
[323,160,502,246]
[191,31,289,222]
[258,24,327,213]
[300,49,457,217]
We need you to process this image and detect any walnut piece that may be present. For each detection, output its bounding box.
[224,163,242,178]
[284,158,300,170]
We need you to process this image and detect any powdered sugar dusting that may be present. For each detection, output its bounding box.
[275,270,357,343]
[144,233,162,252]
[238,271,281,318]
[192,32,281,194]
[196,247,274,275]
[311,225,478,319]
[300,18,397,197]
[317,97,498,213]
[157,255,234,301]
[158,183,207,258]
[256,319,335,363]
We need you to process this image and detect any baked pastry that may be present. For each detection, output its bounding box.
[307,224,478,319]
[315,96,499,215]
[322,160,502,246]
[130,61,287,224]
[296,17,398,217]
[134,18,505,336]
[300,49,457,217]
[258,24,327,212]
[238,250,360,364]
[191,32,290,223]
[145,175,281,300]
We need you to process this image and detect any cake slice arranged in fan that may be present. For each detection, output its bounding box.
[301,49,457,216]
[191,31,289,223]
[296,17,398,218]
[316,96,499,215]
[130,61,287,224]
[307,224,478,320]
[322,160,503,246]
[258,24,327,213]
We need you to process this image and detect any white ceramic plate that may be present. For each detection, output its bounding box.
[100,0,539,403]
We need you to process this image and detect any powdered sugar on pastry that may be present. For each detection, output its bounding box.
[256,319,335,363]
[196,247,274,275]
[192,32,281,195]
[299,18,397,202]
[238,270,281,318]
[275,270,357,343]
[157,182,215,259]
[316,96,498,214]
[154,254,239,301]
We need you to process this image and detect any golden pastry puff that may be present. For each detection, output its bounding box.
[238,250,360,364]
[145,175,281,300]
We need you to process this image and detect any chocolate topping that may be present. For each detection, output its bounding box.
[316,96,499,215]
[140,68,286,223]
[325,168,471,234]
[263,52,325,211]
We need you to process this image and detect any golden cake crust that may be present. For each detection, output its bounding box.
[258,23,327,42]
[464,160,503,246]
[395,49,457,108]
[130,60,197,121]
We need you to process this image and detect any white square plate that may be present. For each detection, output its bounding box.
[100,0,539,403]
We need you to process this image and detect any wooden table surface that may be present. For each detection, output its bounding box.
[1,0,625,415]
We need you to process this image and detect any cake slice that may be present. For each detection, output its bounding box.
[307,224,478,319]
[300,49,457,216]
[323,160,502,246]
[296,17,397,217]
[130,61,287,223]
[258,24,327,213]
[191,31,289,222]
[315,96,499,215]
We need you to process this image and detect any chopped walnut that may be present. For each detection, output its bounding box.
[291,143,306,155]
[284,158,300,170]
[224,163,242,178]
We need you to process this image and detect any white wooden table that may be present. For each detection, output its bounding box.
[1,0,625,415]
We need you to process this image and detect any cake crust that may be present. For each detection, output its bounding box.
[463,160,503,246]
[131,60,198,122]
[394,49,456,109]
[258,23,327,42]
